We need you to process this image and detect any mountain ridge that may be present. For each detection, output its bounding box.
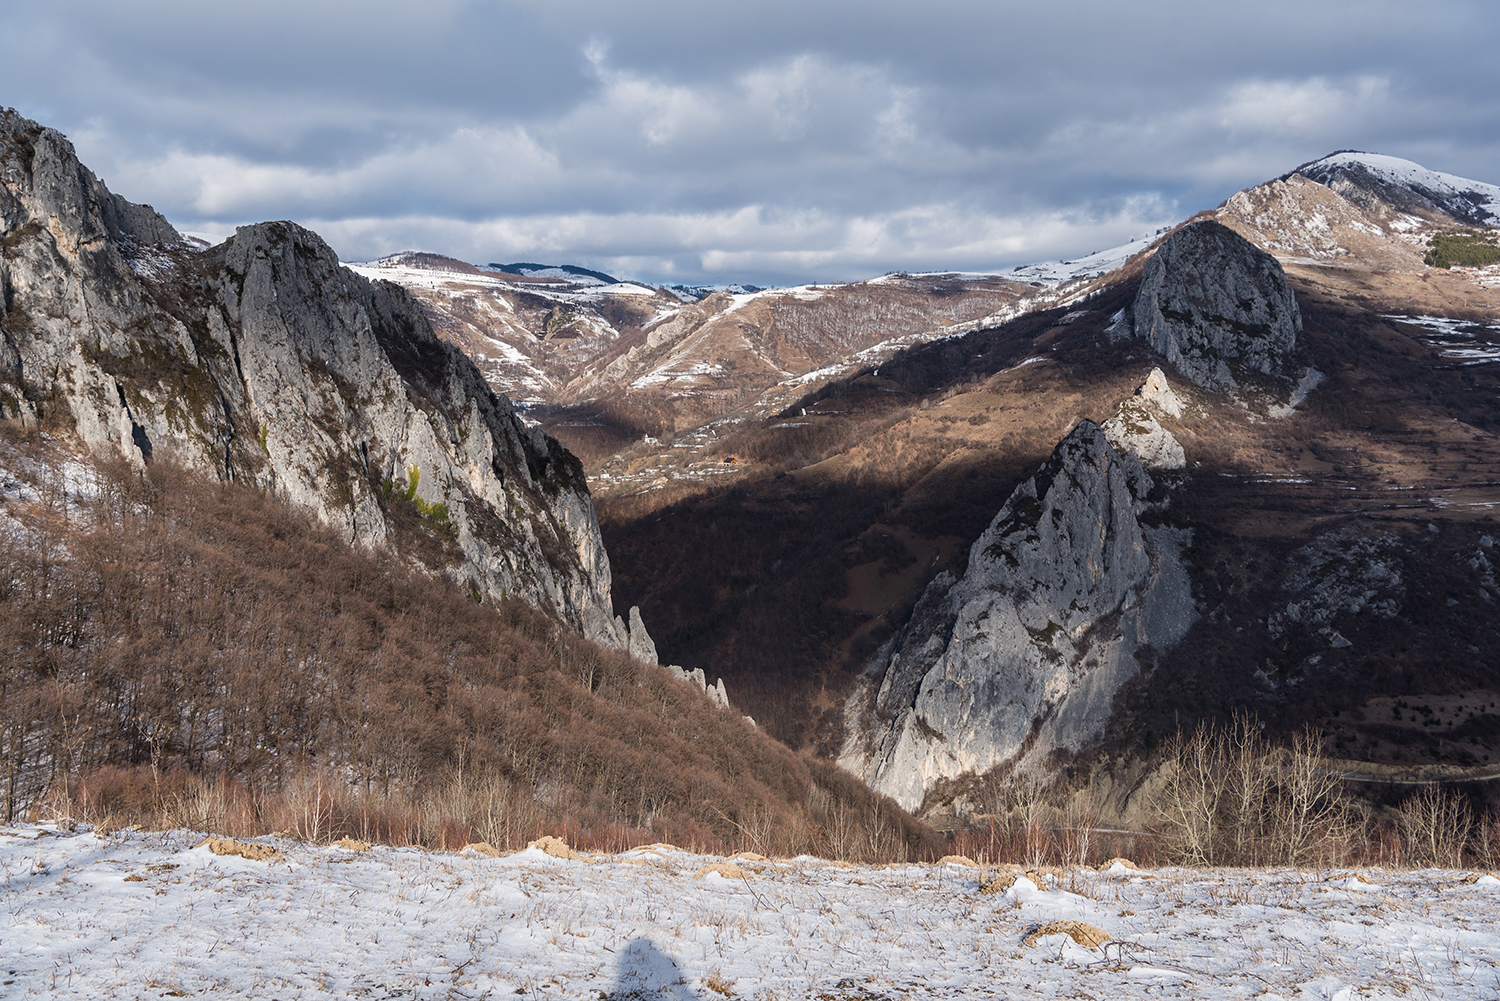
[0,108,639,651]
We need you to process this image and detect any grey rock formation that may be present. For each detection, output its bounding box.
[840,420,1195,811]
[0,109,626,647]
[659,662,732,709]
[1102,368,1186,471]
[625,605,660,663]
[1138,367,1184,418]
[1132,221,1302,392]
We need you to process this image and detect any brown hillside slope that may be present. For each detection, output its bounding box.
[0,428,939,858]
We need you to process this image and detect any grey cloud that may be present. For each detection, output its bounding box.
[3,0,1496,285]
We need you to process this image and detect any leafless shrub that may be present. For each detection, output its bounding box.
[1399,787,1473,868]
[1157,716,1349,867]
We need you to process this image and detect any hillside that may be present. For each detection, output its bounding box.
[349,252,1109,472]
[0,426,936,856]
[593,152,1500,819]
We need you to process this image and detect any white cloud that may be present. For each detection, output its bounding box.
[1216,76,1392,137]
[93,126,562,219]
[279,194,1175,286]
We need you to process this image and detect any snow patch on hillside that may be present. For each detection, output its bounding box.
[1385,315,1500,366]
[1006,232,1162,283]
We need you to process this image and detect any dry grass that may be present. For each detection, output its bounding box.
[1,447,942,864]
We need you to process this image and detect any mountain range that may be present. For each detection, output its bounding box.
[4,100,1500,830]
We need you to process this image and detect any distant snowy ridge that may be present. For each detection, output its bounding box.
[346,257,655,297]
[488,262,622,285]
[1004,231,1166,284]
[1292,151,1500,227]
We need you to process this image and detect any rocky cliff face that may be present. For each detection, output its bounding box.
[840,410,1195,812]
[1215,174,1430,274]
[1131,220,1303,392]
[0,109,631,647]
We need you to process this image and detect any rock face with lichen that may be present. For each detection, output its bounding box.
[1102,368,1186,471]
[1131,220,1302,392]
[839,419,1195,812]
[0,108,634,648]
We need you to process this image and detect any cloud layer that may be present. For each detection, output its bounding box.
[5,0,1497,284]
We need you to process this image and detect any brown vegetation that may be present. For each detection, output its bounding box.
[0,435,939,860]
[949,715,1500,872]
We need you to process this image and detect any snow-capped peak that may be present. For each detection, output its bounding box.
[1292,151,1500,226]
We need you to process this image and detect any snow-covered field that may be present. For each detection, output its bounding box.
[5,823,1499,999]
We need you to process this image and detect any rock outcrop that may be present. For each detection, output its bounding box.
[1102,368,1186,471]
[0,109,628,646]
[661,663,731,708]
[839,419,1195,811]
[624,605,659,663]
[1131,220,1302,392]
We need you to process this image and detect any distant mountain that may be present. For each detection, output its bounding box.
[665,282,767,300]
[350,255,1072,472]
[489,262,623,285]
[1288,150,1500,227]
[602,151,1500,822]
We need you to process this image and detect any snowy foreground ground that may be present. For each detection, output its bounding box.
[4,823,1500,1000]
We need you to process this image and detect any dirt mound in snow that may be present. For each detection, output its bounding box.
[1023,921,1111,949]
[198,838,282,862]
[460,842,503,857]
[695,862,753,879]
[1458,871,1500,886]
[334,837,371,852]
[528,836,582,860]
[979,872,1019,894]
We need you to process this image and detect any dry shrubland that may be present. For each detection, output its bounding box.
[0,439,939,859]
[952,714,1500,872]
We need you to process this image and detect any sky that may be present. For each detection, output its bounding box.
[4,0,1497,286]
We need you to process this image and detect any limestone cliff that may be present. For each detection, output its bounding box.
[839,417,1195,812]
[0,109,629,647]
[1131,220,1303,392]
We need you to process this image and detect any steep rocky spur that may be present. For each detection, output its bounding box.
[840,397,1195,811]
[0,109,636,649]
[1128,220,1304,393]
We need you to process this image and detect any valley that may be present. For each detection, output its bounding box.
[5,99,1500,867]
[355,150,1500,823]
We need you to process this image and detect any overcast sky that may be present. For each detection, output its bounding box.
[5,1,1497,285]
